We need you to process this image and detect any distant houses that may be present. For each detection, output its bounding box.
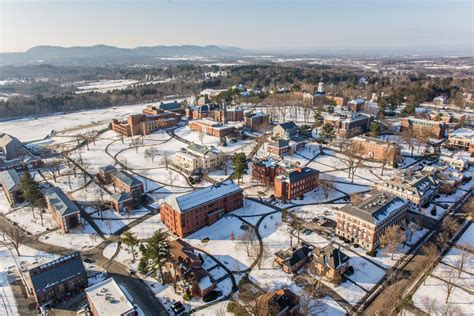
[161,180,243,237]
[44,186,81,233]
[25,252,87,306]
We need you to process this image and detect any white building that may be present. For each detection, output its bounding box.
[317,81,326,94]
[86,278,136,316]
[173,143,223,175]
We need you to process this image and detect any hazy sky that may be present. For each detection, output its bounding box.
[0,0,472,53]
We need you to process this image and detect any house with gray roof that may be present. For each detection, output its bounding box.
[273,121,298,139]
[172,143,223,175]
[0,169,22,206]
[45,187,81,233]
[25,252,87,306]
[336,191,408,251]
[0,133,24,160]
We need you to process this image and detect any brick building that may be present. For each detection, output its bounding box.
[188,119,235,138]
[274,244,313,274]
[255,289,300,316]
[0,169,22,206]
[111,192,135,213]
[312,244,350,281]
[25,252,87,306]
[447,128,474,153]
[348,98,365,112]
[401,117,446,139]
[351,136,401,166]
[168,239,217,297]
[324,112,372,138]
[161,180,243,237]
[44,187,81,233]
[186,104,244,123]
[326,95,348,106]
[243,111,269,130]
[112,113,179,137]
[142,101,184,115]
[428,111,465,129]
[86,278,137,316]
[274,166,320,200]
[336,191,408,251]
[375,173,439,208]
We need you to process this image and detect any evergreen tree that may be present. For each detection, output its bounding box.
[121,231,139,261]
[19,169,42,219]
[232,153,248,183]
[319,123,335,143]
[139,229,170,282]
[369,121,381,138]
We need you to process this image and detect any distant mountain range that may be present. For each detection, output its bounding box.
[0,44,249,66]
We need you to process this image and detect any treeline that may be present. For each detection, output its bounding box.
[0,80,201,119]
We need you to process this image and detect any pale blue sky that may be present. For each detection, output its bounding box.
[0,0,472,53]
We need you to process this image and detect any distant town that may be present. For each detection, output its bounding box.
[0,55,473,316]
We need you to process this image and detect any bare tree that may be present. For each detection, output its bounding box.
[454,247,470,278]
[379,225,406,259]
[0,227,26,256]
[437,217,460,246]
[380,144,397,176]
[241,228,257,257]
[442,269,458,303]
[400,129,416,157]
[320,179,334,199]
[144,146,156,162]
[420,296,440,315]
[163,151,170,170]
[340,141,364,183]
[350,193,363,205]
[290,217,304,245]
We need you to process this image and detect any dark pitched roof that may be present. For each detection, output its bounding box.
[158,101,182,111]
[278,121,297,131]
[114,170,142,187]
[281,167,319,183]
[275,245,313,267]
[269,139,289,148]
[45,187,80,216]
[28,252,86,293]
[111,192,133,203]
[99,165,117,173]
[314,245,350,270]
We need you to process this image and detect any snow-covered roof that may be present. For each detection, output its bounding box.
[45,187,80,216]
[165,180,242,213]
[0,169,20,192]
[340,191,407,224]
[85,278,135,316]
[449,128,474,140]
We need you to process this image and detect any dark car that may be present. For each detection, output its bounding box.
[171,301,186,315]
[84,258,95,264]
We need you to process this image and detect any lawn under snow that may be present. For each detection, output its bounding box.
[129,214,167,240]
[39,221,103,251]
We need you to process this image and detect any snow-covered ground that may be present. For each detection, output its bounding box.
[129,214,167,240]
[412,223,474,315]
[39,221,103,251]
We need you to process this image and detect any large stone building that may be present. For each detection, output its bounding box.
[25,252,87,306]
[401,117,446,139]
[244,111,269,130]
[188,119,235,138]
[447,128,474,153]
[45,187,81,233]
[348,98,365,112]
[112,113,179,137]
[185,104,244,122]
[336,191,408,251]
[172,143,223,175]
[161,180,243,237]
[375,173,439,208]
[324,112,372,138]
[86,278,137,316]
[351,136,401,166]
[142,101,184,115]
[0,169,22,206]
[0,133,24,160]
